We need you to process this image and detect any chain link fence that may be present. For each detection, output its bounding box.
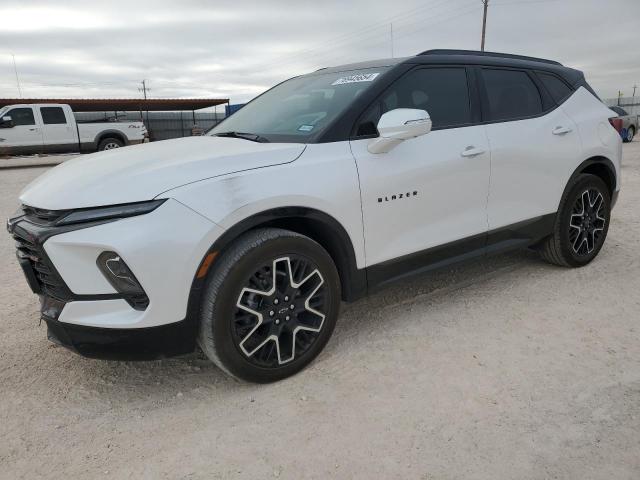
[75,110,226,141]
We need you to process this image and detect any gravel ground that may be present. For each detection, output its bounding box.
[1,143,639,479]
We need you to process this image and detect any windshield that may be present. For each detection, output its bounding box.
[209,67,389,142]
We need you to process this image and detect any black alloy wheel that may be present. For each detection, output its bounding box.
[233,255,328,368]
[198,228,340,383]
[539,173,611,267]
[568,188,607,257]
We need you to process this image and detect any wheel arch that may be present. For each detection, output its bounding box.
[571,156,617,197]
[95,130,127,149]
[186,207,367,325]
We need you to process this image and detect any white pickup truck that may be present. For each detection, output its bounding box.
[0,103,146,156]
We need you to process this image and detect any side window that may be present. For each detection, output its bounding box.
[6,108,35,126]
[481,69,543,121]
[537,72,573,104]
[356,67,471,136]
[40,107,68,125]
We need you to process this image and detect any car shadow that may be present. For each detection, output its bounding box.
[63,248,543,396]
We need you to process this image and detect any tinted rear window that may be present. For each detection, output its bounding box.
[40,107,67,124]
[537,72,573,104]
[481,69,543,121]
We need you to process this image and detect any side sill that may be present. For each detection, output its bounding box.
[364,213,555,293]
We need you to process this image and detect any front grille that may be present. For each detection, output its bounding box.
[13,230,68,300]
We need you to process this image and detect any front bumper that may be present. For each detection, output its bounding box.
[7,199,224,359]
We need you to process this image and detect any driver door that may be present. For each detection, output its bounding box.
[0,107,43,155]
[349,67,490,274]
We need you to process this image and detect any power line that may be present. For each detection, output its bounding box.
[272,0,478,71]
[254,0,466,70]
[11,54,22,98]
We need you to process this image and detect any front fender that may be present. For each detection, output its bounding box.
[160,142,366,269]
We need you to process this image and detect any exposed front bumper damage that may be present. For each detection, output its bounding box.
[7,199,223,359]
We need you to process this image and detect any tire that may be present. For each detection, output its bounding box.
[198,228,341,383]
[625,126,635,143]
[539,174,611,267]
[98,137,124,151]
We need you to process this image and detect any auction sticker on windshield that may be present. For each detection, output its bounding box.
[331,73,380,85]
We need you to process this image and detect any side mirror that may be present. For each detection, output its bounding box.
[367,108,431,154]
[0,115,13,128]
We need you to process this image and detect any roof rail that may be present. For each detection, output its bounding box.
[417,49,562,66]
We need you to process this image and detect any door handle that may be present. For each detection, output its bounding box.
[460,146,485,157]
[552,126,572,135]
[29,128,39,132]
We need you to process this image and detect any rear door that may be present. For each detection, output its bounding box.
[39,106,76,152]
[0,107,43,154]
[350,66,491,269]
[478,67,581,230]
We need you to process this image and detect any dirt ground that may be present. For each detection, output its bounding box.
[1,143,639,480]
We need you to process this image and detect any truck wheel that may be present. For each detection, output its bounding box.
[198,228,341,383]
[626,126,635,143]
[539,174,610,267]
[98,137,124,151]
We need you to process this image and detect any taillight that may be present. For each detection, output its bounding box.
[609,117,623,133]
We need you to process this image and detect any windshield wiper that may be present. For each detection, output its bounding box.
[213,131,270,143]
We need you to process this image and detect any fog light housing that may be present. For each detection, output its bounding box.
[97,251,149,310]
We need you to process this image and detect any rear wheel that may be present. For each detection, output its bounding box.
[98,137,124,151]
[198,228,341,383]
[539,174,611,267]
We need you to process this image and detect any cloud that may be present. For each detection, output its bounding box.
[0,0,638,103]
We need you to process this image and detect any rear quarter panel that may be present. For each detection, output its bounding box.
[560,87,622,191]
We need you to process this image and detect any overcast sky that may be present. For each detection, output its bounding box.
[0,0,638,105]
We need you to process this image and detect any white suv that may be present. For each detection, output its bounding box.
[7,50,621,382]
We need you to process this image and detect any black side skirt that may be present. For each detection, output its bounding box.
[367,213,555,290]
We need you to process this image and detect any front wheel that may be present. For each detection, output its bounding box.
[539,174,611,267]
[198,228,341,383]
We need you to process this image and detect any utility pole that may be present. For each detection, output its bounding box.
[138,80,151,139]
[139,79,150,100]
[11,54,22,98]
[618,90,623,106]
[481,0,489,51]
[633,84,637,100]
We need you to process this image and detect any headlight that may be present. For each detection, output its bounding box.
[56,200,165,226]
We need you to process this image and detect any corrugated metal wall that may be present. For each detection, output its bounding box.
[75,111,226,141]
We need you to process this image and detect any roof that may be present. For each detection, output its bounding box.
[314,49,581,86]
[0,98,228,112]
[417,49,562,65]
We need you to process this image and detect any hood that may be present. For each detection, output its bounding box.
[20,136,306,210]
